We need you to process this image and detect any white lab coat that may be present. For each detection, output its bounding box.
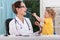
[9,16,33,35]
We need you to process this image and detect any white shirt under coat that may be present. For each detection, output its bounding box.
[9,16,33,35]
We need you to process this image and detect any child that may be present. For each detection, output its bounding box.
[33,8,56,35]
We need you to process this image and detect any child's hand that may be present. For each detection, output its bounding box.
[34,21,42,28]
[34,21,42,34]
[32,13,37,17]
[34,21,40,27]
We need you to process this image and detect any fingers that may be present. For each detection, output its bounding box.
[38,30,42,34]
[34,21,40,26]
[32,13,36,16]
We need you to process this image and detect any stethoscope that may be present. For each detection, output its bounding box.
[15,18,31,31]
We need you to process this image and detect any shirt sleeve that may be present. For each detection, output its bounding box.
[9,19,20,35]
[44,18,50,24]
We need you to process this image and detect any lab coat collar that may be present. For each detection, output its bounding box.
[15,16,24,25]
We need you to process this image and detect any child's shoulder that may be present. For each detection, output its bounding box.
[44,17,52,22]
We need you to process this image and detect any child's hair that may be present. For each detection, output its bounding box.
[46,7,56,20]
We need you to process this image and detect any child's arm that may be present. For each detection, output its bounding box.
[34,21,42,28]
[32,13,44,22]
[34,21,42,34]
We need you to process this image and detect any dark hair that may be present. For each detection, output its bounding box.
[12,1,22,14]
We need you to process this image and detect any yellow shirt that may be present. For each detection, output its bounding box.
[42,17,54,35]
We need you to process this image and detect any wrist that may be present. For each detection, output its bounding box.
[34,15,37,17]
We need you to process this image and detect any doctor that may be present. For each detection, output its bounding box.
[9,1,33,36]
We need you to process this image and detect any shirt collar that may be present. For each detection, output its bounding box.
[15,16,24,25]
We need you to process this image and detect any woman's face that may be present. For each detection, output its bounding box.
[17,2,27,16]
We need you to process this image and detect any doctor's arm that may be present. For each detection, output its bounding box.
[9,21,19,35]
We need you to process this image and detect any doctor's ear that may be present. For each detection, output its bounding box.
[16,8,19,11]
[16,8,21,13]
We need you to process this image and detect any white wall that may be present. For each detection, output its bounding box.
[40,0,60,17]
[43,0,60,7]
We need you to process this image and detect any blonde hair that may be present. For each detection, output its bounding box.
[46,7,56,20]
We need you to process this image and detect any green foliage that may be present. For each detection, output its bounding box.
[24,0,40,32]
